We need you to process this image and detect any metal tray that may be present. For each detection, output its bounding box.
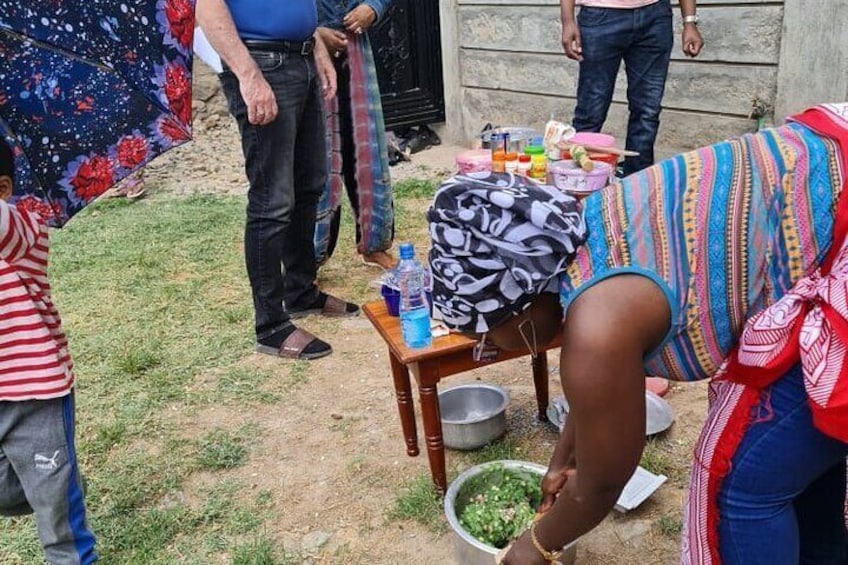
[547,390,674,436]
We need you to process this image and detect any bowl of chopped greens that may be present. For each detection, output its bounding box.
[444,461,578,565]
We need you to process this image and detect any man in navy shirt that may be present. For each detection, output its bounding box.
[198,0,360,360]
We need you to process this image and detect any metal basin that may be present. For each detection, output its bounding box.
[444,460,578,565]
[438,384,509,450]
[480,127,542,153]
[547,390,674,436]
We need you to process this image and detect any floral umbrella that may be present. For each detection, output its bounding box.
[0,0,194,226]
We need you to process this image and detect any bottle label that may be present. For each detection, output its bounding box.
[401,308,432,348]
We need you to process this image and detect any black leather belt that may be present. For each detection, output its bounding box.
[243,38,315,56]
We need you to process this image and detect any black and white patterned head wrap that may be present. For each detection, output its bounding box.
[427,172,587,334]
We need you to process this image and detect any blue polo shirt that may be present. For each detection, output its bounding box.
[226,0,317,41]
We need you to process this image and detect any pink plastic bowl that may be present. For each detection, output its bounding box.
[570,132,616,149]
[456,149,492,174]
[549,160,613,194]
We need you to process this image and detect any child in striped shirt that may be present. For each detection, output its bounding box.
[0,139,97,564]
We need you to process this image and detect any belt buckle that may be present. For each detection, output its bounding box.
[300,39,314,56]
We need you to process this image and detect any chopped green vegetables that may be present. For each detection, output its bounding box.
[456,464,543,549]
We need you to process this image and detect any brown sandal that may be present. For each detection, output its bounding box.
[254,327,332,360]
[289,294,359,319]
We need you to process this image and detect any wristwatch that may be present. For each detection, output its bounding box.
[683,14,700,25]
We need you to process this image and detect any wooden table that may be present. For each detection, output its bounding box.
[363,300,561,493]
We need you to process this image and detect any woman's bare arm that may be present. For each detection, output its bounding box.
[504,275,670,563]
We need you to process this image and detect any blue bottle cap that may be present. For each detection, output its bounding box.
[399,243,415,260]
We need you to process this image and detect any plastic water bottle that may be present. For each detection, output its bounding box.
[397,243,432,349]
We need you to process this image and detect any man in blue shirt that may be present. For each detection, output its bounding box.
[198,0,360,360]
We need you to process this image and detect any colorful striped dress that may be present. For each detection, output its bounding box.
[560,122,844,382]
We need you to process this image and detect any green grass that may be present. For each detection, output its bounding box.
[287,360,310,389]
[392,178,440,199]
[655,514,683,538]
[460,437,523,467]
[387,474,447,534]
[114,344,163,376]
[216,366,281,405]
[640,438,674,478]
[0,195,289,563]
[0,183,447,563]
[196,426,255,471]
[231,538,278,565]
[0,516,41,563]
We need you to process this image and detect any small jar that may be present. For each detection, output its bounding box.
[517,154,532,176]
[530,154,547,180]
[489,132,510,159]
[504,152,519,174]
[492,150,506,173]
[524,145,547,180]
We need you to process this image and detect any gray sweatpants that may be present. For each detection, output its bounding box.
[0,393,97,564]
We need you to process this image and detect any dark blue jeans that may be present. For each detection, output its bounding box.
[717,366,848,564]
[572,0,673,176]
[220,49,325,341]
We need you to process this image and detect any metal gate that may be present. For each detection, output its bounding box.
[368,0,445,129]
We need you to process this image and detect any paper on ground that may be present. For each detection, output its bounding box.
[615,466,668,513]
[194,27,223,73]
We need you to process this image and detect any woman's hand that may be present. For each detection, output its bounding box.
[343,4,377,35]
[539,465,576,513]
[317,27,348,59]
[540,413,577,513]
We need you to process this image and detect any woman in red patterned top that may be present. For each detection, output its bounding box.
[0,138,97,564]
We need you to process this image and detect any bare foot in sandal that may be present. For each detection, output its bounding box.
[112,172,147,199]
[123,176,147,199]
[361,250,396,270]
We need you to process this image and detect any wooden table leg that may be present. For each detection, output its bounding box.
[389,350,419,456]
[532,353,550,422]
[416,364,447,494]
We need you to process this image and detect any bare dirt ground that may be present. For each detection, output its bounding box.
[143,62,710,564]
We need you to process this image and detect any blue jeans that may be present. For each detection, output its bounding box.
[572,0,673,176]
[717,366,848,564]
[220,48,325,341]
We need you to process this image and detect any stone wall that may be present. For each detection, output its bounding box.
[439,0,848,156]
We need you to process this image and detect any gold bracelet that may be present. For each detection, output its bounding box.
[530,520,563,563]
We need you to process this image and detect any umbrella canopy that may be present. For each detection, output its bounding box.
[0,0,195,226]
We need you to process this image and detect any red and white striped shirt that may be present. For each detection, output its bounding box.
[0,200,74,401]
